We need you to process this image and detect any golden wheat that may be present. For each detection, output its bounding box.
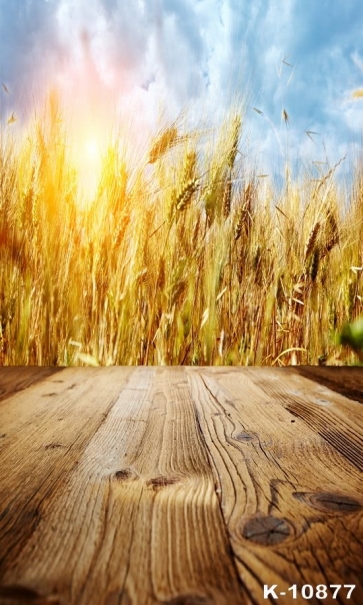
[304,222,320,263]
[222,180,232,218]
[176,178,199,211]
[0,93,362,366]
[148,126,178,163]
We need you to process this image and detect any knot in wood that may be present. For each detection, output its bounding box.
[235,432,255,442]
[114,468,137,481]
[293,491,362,513]
[242,515,291,545]
[146,476,180,491]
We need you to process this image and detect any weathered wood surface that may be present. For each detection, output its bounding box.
[0,367,362,605]
[0,367,64,405]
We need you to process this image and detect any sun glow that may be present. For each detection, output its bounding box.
[84,137,99,160]
[73,133,104,207]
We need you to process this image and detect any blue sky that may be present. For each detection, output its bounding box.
[1,0,363,176]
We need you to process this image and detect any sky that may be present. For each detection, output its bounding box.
[1,0,363,179]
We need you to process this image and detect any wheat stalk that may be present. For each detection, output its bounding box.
[309,248,320,282]
[182,150,197,182]
[148,126,178,164]
[226,115,241,170]
[234,182,254,240]
[223,179,232,218]
[176,178,199,211]
[304,221,320,263]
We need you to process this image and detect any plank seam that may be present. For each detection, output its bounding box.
[193,370,252,603]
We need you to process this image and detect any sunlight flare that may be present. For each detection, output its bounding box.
[73,131,105,206]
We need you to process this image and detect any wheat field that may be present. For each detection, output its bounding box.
[0,93,362,366]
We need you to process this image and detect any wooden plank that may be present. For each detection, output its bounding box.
[255,367,363,471]
[0,367,134,601]
[291,366,363,405]
[0,367,130,461]
[0,367,247,605]
[186,367,363,605]
[0,367,64,405]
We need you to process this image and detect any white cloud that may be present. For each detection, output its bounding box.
[1,0,363,176]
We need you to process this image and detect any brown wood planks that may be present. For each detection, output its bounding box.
[186,367,363,605]
[0,367,362,604]
[291,366,363,405]
[0,367,246,605]
[0,367,64,405]
[0,367,135,595]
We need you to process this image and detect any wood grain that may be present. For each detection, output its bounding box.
[0,367,362,604]
[0,368,246,605]
[292,366,363,405]
[0,367,63,405]
[186,367,363,605]
[0,368,133,584]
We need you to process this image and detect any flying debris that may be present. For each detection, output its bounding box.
[7,112,16,125]
[306,131,319,143]
[277,56,295,78]
[282,56,293,67]
[253,107,263,115]
[2,83,9,94]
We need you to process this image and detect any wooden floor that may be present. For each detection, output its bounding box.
[0,367,362,605]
